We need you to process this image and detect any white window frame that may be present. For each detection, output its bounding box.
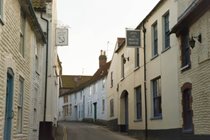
[0,0,3,21]
[162,11,170,51]
[102,99,105,113]
[17,76,24,133]
[110,72,113,88]
[135,48,140,68]
[121,54,125,78]
[20,9,26,57]
[110,99,114,117]
[135,86,142,120]
[152,22,158,57]
[151,77,162,118]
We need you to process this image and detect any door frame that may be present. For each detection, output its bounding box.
[181,83,193,133]
[120,90,129,132]
[4,68,14,140]
[93,102,97,122]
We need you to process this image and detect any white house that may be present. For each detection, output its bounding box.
[59,51,110,125]
[32,0,60,139]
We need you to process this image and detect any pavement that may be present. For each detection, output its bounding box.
[55,121,138,140]
[55,122,67,140]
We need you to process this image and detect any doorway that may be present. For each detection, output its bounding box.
[181,83,193,133]
[120,90,129,132]
[4,68,14,140]
[93,103,97,122]
[182,88,193,132]
[74,106,78,121]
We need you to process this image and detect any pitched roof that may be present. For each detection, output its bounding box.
[61,75,92,89]
[90,61,111,84]
[115,38,125,53]
[171,0,210,36]
[19,0,46,43]
[32,0,52,10]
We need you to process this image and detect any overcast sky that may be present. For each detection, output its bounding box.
[57,0,159,75]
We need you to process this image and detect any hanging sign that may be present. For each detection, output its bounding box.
[56,28,68,46]
[126,29,141,48]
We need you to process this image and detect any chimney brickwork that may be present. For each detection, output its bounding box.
[99,50,107,68]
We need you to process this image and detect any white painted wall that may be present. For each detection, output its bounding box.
[143,0,180,129]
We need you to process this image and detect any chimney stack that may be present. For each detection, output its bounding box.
[99,50,107,68]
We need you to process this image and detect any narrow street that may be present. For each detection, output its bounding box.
[58,122,137,140]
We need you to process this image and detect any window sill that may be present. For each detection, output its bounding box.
[134,118,142,122]
[182,129,193,134]
[36,71,40,76]
[0,18,4,25]
[151,54,159,60]
[33,129,37,132]
[134,66,140,71]
[181,64,191,72]
[16,133,26,137]
[161,46,171,54]
[150,116,162,120]
[120,77,125,81]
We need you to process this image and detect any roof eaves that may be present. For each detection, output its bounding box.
[171,0,210,36]
[20,0,46,44]
[136,0,165,29]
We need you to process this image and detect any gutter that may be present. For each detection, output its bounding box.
[41,12,49,122]
[171,0,210,36]
[143,23,148,139]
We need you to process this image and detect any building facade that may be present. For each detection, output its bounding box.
[59,51,110,124]
[32,0,60,139]
[171,0,210,139]
[106,0,182,139]
[137,0,180,139]
[0,0,45,140]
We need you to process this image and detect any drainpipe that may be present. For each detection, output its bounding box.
[143,23,148,139]
[41,12,49,122]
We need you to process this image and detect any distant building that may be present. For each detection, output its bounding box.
[59,51,111,124]
[59,75,92,121]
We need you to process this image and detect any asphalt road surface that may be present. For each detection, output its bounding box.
[59,122,137,140]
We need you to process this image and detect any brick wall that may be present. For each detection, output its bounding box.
[0,0,42,139]
[179,9,210,135]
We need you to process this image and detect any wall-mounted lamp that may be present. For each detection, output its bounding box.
[123,56,129,64]
[189,34,202,49]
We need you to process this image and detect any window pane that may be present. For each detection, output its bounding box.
[152,77,162,117]
[17,107,22,133]
[102,99,105,112]
[20,9,25,57]
[0,0,2,18]
[135,48,140,67]
[153,23,158,56]
[121,55,125,78]
[154,97,162,117]
[110,99,114,117]
[135,86,141,119]
[181,32,190,67]
[17,77,24,133]
[164,13,170,49]
[111,72,113,88]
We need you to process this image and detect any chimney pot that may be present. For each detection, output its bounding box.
[99,50,107,68]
